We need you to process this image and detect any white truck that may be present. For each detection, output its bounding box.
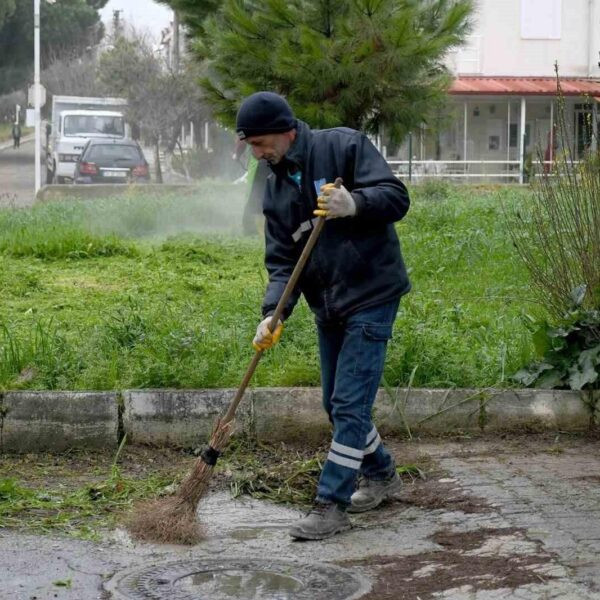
[45,95,131,183]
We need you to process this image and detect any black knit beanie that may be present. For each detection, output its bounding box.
[236,92,297,139]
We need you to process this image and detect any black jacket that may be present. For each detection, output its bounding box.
[262,120,410,324]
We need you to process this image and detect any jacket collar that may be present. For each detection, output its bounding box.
[271,120,311,175]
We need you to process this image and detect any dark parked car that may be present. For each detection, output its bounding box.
[74,138,150,184]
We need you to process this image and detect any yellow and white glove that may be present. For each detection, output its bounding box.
[252,316,283,351]
[314,183,357,219]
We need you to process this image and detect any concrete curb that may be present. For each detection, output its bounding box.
[0,391,119,453]
[122,389,251,447]
[0,387,597,453]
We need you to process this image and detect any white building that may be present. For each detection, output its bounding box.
[390,0,600,182]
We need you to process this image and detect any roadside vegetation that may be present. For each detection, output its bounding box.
[0,122,31,143]
[0,182,539,391]
[0,434,426,539]
[508,76,600,392]
[0,439,180,539]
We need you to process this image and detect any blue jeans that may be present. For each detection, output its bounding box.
[315,298,400,507]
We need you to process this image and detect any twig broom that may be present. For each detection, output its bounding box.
[125,179,340,544]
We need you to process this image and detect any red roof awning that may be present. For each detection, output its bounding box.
[449,76,600,96]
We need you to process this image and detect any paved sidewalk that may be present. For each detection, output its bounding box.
[425,437,600,597]
[0,134,35,152]
[0,136,38,208]
[2,435,600,599]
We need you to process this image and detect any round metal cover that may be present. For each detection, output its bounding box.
[105,558,370,600]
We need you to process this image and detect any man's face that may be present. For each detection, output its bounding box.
[245,130,296,165]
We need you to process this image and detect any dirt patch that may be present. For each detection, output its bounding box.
[397,476,491,514]
[575,474,600,483]
[431,527,521,552]
[342,528,556,599]
[0,445,194,491]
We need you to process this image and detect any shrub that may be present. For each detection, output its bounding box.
[507,83,600,318]
[508,69,600,389]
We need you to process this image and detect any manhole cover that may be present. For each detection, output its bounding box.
[105,558,370,600]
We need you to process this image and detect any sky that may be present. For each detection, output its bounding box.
[99,0,173,42]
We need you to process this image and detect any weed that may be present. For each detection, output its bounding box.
[218,436,429,506]
[506,69,600,318]
[0,442,175,539]
[507,72,600,390]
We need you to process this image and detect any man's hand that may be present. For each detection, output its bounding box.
[314,183,356,219]
[252,316,283,351]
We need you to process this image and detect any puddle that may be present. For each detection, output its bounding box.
[198,492,300,537]
[230,527,265,541]
[175,569,304,599]
[105,557,371,600]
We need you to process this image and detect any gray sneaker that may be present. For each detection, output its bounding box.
[348,472,402,513]
[289,502,352,540]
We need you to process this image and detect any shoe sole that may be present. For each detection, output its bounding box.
[347,478,403,514]
[289,522,352,541]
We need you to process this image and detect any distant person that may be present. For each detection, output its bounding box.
[12,122,21,149]
[233,137,268,235]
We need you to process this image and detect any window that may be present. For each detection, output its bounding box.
[509,124,531,148]
[64,115,125,137]
[87,145,140,161]
[509,124,518,148]
[521,0,561,39]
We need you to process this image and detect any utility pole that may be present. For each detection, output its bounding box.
[34,0,54,193]
[172,10,180,71]
[34,0,41,194]
[112,9,122,37]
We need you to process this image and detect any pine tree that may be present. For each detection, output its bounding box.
[0,0,107,94]
[156,0,221,36]
[0,0,15,29]
[190,0,472,143]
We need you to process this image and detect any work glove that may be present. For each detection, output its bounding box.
[252,316,283,351]
[314,183,356,219]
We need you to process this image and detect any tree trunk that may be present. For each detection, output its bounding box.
[153,139,163,183]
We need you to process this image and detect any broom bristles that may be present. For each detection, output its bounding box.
[125,496,203,544]
[125,419,232,545]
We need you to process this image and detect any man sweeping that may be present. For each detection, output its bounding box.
[237,91,411,540]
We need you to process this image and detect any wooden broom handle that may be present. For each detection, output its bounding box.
[221,177,343,424]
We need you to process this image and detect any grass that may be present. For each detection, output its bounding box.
[0,443,189,539]
[0,181,541,391]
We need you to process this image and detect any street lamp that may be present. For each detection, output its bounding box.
[34,0,56,195]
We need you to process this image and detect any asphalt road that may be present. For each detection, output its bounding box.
[0,137,39,208]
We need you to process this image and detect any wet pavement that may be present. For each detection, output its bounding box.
[2,436,600,599]
[0,136,38,208]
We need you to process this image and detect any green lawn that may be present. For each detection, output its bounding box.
[0,182,540,391]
